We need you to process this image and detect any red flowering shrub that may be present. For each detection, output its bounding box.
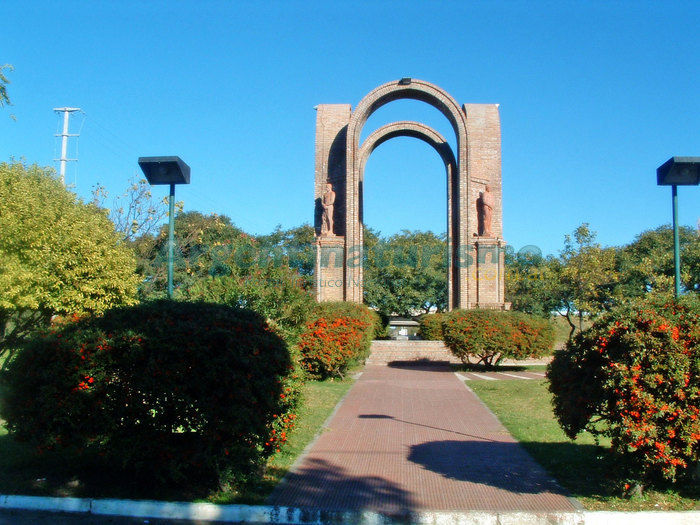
[509,311,555,360]
[298,302,380,379]
[547,296,700,484]
[442,309,554,367]
[418,312,445,340]
[0,300,300,490]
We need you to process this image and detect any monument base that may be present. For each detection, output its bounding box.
[315,236,345,302]
[473,237,506,308]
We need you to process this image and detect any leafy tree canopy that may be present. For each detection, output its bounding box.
[363,227,447,317]
[0,160,138,363]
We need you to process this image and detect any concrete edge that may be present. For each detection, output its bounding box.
[2,496,700,524]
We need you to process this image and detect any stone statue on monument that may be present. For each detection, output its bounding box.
[321,181,336,236]
[478,185,495,237]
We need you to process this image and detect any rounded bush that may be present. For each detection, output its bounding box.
[298,302,379,379]
[442,309,554,366]
[0,300,300,489]
[547,296,700,484]
[418,312,444,340]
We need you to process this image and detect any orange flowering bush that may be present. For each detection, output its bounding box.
[0,300,300,490]
[548,296,700,484]
[298,302,380,379]
[443,309,554,367]
[418,312,445,340]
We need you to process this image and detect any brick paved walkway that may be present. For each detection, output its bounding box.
[267,360,578,513]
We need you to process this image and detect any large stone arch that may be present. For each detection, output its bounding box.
[314,79,507,310]
[357,121,459,308]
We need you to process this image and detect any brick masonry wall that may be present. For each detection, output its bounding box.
[367,340,462,364]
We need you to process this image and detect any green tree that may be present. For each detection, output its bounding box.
[135,211,247,298]
[557,224,619,340]
[0,161,138,365]
[133,212,315,339]
[505,247,561,317]
[363,228,447,317]
[256,224,315,288]
[616,225,698,297]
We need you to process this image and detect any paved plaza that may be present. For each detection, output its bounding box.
[267,359,578,513]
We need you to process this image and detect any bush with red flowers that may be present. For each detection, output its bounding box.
[442,309,554,367]
[547,295,700,485]
[298,302,380,379]
[0,300,301,490]
[418,312,445,340]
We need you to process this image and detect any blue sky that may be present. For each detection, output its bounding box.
[2,0,699,256]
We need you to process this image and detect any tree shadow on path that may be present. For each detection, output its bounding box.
[407,440,567,496]
[267,457,415,513]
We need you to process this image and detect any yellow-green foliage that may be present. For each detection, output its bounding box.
[0,160,138,315]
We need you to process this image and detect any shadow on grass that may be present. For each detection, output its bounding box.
[0,434,211,501]
[518,440,700,505]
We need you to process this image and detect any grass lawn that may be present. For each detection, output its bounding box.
[469,379,700,511]
[0,376,355,503]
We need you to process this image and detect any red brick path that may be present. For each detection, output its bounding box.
[267,361,578,513]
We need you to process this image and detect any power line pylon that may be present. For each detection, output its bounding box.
[53,107,81,185]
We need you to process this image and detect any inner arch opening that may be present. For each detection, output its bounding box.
[362,136,447,236]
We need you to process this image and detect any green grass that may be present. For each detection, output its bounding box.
[0,376,355,503]
[469,379,700,511]
[551,314,592,349]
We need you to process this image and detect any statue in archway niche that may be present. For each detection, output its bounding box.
[478,185,495,237]
[321,181,336,236]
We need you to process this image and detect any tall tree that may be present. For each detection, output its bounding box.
[557,224,619,339]
[0,161,138,365]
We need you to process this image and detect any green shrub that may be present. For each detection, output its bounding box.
[298,302,379,379]
[185,264,316,345]
[442,309,554,367]
[0,300,301,490]
[547,296,700,485]
[418,312,444,340]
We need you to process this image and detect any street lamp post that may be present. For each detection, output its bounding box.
[138,156,191,298]
[656,157,700,298]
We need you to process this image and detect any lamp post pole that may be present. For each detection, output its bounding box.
[672,185,681,299]
[656,157,700,300]
[138,156,191,300]
[168,183,176,298]
[671,185,682,298]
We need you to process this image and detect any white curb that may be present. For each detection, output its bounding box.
[0,495,90,514]
[1,495,700,524]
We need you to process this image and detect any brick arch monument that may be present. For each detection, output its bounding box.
[314,78,507,310]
